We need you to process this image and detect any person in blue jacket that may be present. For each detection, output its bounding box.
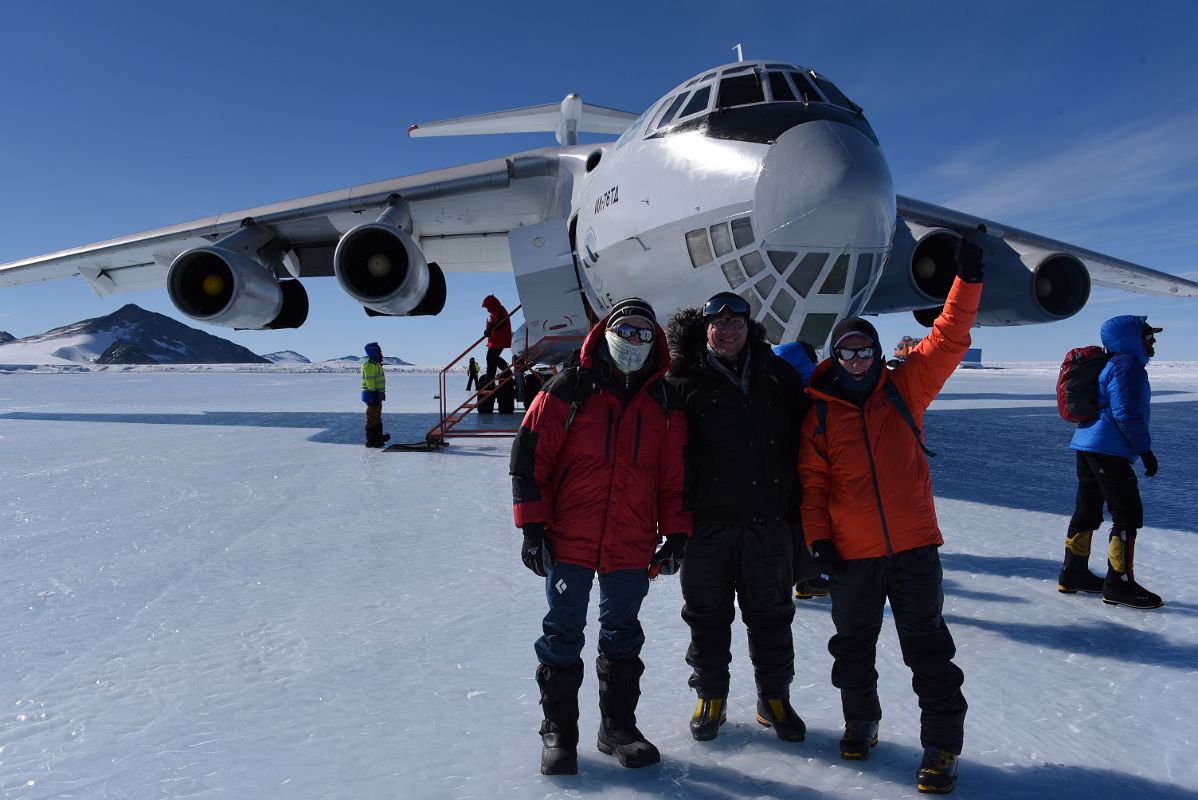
[1061,315,1162,609]
[773,339,818,383]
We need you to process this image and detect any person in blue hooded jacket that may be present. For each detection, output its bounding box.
[1061,315,1163,609]
[361,342,390,448]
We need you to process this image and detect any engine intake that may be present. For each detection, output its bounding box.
[974,251,1090,325]
[167,238,308,330]
[863,221,960,314]
[334,221,445,317]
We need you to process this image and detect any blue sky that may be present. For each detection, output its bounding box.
[2,0,1196,363]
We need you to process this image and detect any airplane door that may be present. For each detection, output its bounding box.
[509,220,592,359]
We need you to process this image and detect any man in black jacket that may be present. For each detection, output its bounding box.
[666,292,811,743]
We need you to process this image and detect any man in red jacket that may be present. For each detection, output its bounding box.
[799,237,983,795]
[510,297,691,776]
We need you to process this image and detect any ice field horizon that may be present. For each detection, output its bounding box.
[2,365,1196,799]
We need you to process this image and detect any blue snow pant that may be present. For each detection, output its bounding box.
[535,559,650,667]
[827,544,967,754]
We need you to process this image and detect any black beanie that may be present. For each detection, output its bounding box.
[830,317,880,349]
[607,296,657,327]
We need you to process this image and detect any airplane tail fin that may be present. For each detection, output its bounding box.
[407,93,639,146]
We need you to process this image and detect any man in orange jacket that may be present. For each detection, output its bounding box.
[798,236,983,795]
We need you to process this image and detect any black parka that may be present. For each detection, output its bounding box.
[665,309,810,525]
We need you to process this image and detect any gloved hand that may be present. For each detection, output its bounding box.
[809,539,846,575]
[521,523,550,577]
[1140,451,1158,477]
[955,236,984,283]
[649,534,687,578]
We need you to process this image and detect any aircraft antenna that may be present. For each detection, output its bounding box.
[734,43,744,61]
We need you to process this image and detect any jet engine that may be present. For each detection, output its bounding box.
[167,224,308,329]
[862,220,960,314]
[973,249,1090,325]
[333,201,446,317]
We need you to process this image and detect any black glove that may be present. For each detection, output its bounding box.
[1140,451,1158,477]
[521,523,550,577]
[809,539,846,575]
[649,534,687,578]
[955,237,984,283]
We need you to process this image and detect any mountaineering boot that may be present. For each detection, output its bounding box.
[536,661,584,775]
[1102,528,1163,609]
[1058,531,1104,593]
[755,696,806,742]
[689,696,727,741]
[595,655,660,768]
[839,720,880,760]
[916,747,959,794]
[794,575,829,599]
[364,424,388,448]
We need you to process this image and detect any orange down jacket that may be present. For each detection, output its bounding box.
[799,279,981,559]
[510,317,691,572]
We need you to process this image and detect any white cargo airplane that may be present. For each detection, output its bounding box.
[2,60,1196,362]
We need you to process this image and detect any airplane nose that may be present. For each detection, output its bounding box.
[755,120,895,249]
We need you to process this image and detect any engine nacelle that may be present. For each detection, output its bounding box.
[862,220,960,314]
[333,222,446,317]
[167,246,308,329]
[974,250,1090,325]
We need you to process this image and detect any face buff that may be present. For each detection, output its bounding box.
[605,330,652,374]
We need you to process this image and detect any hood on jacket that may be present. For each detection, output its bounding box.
[482,294,507,315]
[1101,315,1151,363]
[666,307,768,375]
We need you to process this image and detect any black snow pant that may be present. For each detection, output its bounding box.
[680,519,795,698]
[827,544,967,754]
[1068,451,1144,533]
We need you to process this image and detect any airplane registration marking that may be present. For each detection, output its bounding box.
[593,186,619,215]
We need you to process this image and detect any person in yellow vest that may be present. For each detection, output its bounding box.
[361,342,390,448]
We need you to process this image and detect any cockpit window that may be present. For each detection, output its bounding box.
[788,71,822,102]
[679,85,712,119]
[767,72,796,102]
[811,73,858,111]
[721,64,754,76]
[654,92,690,130]
[717,73,764,108]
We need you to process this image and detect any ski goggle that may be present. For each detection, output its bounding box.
[835,346,876,361]
[610,323,654,343]
[702,293,750,318]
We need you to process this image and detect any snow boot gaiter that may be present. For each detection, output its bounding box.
[1058,530,1104,594]
[595,654,660,768]
[1102,528,1163,609]
[536,661,583,775]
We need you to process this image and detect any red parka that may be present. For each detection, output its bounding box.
[483,295,512,350]
[799,279,981,560]
[510,317,691,572]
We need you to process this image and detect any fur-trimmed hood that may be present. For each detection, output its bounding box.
[666,307,769,375]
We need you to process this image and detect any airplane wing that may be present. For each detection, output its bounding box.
[0,152,562,297]
[897,195,1198,297]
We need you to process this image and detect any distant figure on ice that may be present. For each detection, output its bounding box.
[665,292,811,745]
[360,342,389,448]
[798,236,983,795]
[465,356,480,391]
[510,297,691,775]
[1060,316,1163,609]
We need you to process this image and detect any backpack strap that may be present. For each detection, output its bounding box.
[810,399,830,462]
[883,381,936,458]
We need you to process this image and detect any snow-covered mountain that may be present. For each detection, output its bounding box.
[262,350,312,364]
[0,330,14,344]
[326,354,412,366]
[0,304,268,365]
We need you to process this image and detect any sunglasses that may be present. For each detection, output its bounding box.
[702,293,750,318]
[611,322,654,343]
[835,346,876,361]
[708,317,747,330]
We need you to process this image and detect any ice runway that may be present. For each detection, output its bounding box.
[2,365,1196,799]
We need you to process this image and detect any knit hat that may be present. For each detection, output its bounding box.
[607,296,656,327]
[830,317,880,349]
